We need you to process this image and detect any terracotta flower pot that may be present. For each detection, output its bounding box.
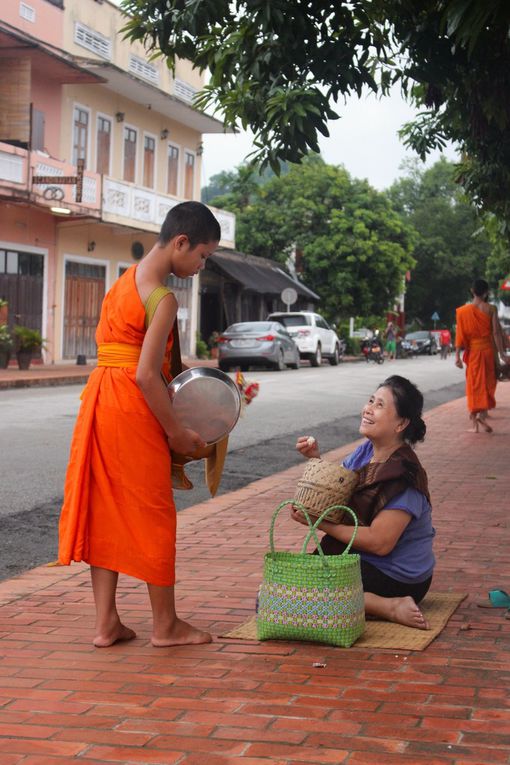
[0,348,11,369]
[16,349,33,370]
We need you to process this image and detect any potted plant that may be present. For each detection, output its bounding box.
[208,330,220,359]
[13,326,46,370]
[0,324,13,369]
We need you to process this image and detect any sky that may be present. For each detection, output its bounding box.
[200,87,459,190]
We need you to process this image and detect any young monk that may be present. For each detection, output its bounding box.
[59,201,220,647]
[455,279,509,433]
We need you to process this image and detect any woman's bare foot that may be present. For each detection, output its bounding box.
[389,596,430,629]
[93,622,137,647]
[364,593,430,630]
[151,618,212,647]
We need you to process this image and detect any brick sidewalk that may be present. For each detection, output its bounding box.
[0,387,509,764]
[0,359,218,390]
[0,357,363,390]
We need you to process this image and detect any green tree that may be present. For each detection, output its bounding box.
[389,159,492,326]
[212,157,416,322]
[482,215,510,304]
[122,0,510,223]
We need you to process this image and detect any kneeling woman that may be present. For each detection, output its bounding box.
[293,375,435,630]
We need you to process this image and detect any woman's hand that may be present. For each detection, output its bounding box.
[296,435,321,459]
[168,427,206,456]
[290,506,312,527]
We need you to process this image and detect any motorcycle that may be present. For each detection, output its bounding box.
[362,338,384,364]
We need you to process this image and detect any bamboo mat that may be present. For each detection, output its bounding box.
[220,591,467,651]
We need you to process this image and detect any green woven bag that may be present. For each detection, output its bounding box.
[256,500,365,647]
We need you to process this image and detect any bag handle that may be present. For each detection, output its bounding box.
[269,500,359,570]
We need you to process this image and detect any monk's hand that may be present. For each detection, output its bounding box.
[168,427,206,456]
[455,357,463,369]
[296,435,320,459]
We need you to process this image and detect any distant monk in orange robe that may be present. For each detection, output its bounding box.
[59,202,220,647]
[455,278,509,433]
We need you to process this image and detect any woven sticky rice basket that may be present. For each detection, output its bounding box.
[295,458,359,523]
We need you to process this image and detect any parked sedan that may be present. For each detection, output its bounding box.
[404,330,439,355]
[217,321,300,371]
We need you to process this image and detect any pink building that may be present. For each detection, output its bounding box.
[0,0,234,363]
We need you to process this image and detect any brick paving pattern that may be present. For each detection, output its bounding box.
[0,385,509,764]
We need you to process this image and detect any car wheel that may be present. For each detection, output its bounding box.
[329,345,340,366]
[274,348,286,371]
[310,344,322,367]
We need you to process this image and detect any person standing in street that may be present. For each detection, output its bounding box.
[439,327,451,360]
[455,279,509,432]
[384,321,397,360]
[58,201,220,648]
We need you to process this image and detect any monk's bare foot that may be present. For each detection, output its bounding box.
[476,415,493,433]
[93,623,136,648]
[467,415,479,433]
[151,618,212,647]
[390,596,429,630]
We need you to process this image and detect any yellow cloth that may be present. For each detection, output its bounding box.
[171,436,229,497]
[97,342,141,368]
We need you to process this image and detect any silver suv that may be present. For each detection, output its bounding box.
[267,311,345,366]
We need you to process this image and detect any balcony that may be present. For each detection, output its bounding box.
[102,177,236,248]
[0,142,101,217]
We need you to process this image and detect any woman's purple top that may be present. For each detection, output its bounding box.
[343,440,435,583]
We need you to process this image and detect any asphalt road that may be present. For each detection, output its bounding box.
[0,355,465,580]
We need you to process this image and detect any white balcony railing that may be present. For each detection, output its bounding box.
[102,177,236,248]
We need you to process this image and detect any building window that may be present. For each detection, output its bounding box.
[143,135,155,188]
[128,55,159,84]
[72,107,88,167]
[74,22,111,59]
[167,145,179,196]
[123,127,137,183]
[96,116,111,175]
[19,3,36,22]
[184,151,195,199]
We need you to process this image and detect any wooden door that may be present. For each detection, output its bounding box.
[0,249,43,330]
[63,261,105,359]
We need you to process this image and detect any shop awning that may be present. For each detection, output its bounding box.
[210,251,319,300]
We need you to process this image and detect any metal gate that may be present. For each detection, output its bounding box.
[0,249,44,331]
[63,261,105,359]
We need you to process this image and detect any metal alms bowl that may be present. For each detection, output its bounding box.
[168,367,242,445]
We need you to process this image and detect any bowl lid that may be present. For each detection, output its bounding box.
[168,367,242,444]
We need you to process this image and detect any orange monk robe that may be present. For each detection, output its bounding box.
[58,266,176,586]
[455,304,496,414]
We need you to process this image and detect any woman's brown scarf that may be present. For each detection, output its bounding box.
[344,443,429,527]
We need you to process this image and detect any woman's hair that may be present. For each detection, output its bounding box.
[380,375,426,445]
[159,201,221,248]
[472,278,489,299]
